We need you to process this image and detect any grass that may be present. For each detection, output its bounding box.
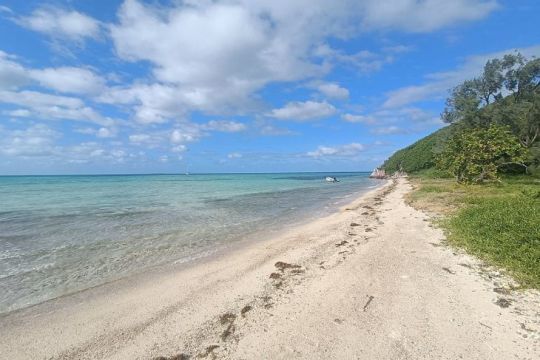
[407,174,540,288]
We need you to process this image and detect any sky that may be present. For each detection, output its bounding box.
[0,0,539,175]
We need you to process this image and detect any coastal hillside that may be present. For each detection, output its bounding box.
[381,125,454,174]
[383,53,539,178]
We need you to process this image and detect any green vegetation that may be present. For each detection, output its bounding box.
[382,53,540,288]
[436,125,527,183]
[383,53,540,177]
[381,125,454,173]
[408,176,540,288]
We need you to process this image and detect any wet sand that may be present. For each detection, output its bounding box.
[1,178,538,359]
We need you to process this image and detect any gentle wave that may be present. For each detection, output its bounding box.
[0,172,378,314]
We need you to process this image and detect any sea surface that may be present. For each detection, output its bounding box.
[0,172,380,314]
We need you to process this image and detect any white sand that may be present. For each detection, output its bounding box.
[0,178,538,359]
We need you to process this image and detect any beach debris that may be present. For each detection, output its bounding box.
[197,345,219,359]
[219,313,236,325]
[221,323,235,341]
[261,295,273,309]
[495,298,512,308]
[493,287,511,295]
[442,267,455,275]
[153,353,191,360]
[334,318,344,324]
[335,240,349,247]
[479,322,493,330]
[274,261,301,272]
[365,227,373,232]
[241,305,252,317]
[350,222,361,227]
[269,272,282,279]
[219,313,237,341]
[361,212,370,215]
[363,295,375,312]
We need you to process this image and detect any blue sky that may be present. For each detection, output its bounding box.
[0,0,539,174]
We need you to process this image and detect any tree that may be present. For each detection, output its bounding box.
[436,125,527,183]
[491,94,540,148]
[442,53,540,129]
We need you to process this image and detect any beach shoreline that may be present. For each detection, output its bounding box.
[1,178,538,359]
[0,179,384,318]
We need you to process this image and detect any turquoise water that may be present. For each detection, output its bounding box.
[0,173,379,314]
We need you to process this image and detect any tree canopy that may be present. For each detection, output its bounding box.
[442,53,540,152]
[383,53,540,178]
[436,125,527,183]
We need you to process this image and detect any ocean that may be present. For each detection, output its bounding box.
[0,172,380,314]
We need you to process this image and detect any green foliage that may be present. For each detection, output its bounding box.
[409,176,540,288]
[436,125,527,183]
[383,53,539,176]
[443,53,540,150]
[447,193,540,288]
[381,126,454,173]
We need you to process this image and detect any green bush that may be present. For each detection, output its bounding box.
[447,195,540,287]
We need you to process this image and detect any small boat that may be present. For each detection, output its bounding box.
[325,176,339,182]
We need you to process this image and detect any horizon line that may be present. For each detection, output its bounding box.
[0,170,373,177]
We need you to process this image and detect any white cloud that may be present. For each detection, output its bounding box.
[0,90,83,108]
[108,0,319,116]
[0,90,115,126]
[313,44,413,73]
[0,5,13,14]
[307,143,364,158]
[227,152,242,159]
[171,144,187,153]
[202,120,246,132]
[4,109,32,117]
[66,142,129,164]
[254,120,295,136]
[129,134,153,145]
[29,67,105,95]
[170,127,201,144]
[17,6,101,41]
[383,44,540,108]
[0,51,29,90]
[105,0,493,118]
[0,124,61,157]
[370,126,407,135]
[98,84,190,124]
[96,127,116,138]
[269,101,336,121]
[360,0,498,32]
[0,51,106,95]
[341,113,376,124]
[0,124,134,165]
[128,125,203,151]
[77,127,117,138]
[315,82,349,99]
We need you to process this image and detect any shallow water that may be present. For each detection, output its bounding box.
[0,172,379,313]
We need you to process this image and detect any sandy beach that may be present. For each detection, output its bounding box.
[1,178,538,359]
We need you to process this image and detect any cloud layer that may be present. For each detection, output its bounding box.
[0,0,506,171]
